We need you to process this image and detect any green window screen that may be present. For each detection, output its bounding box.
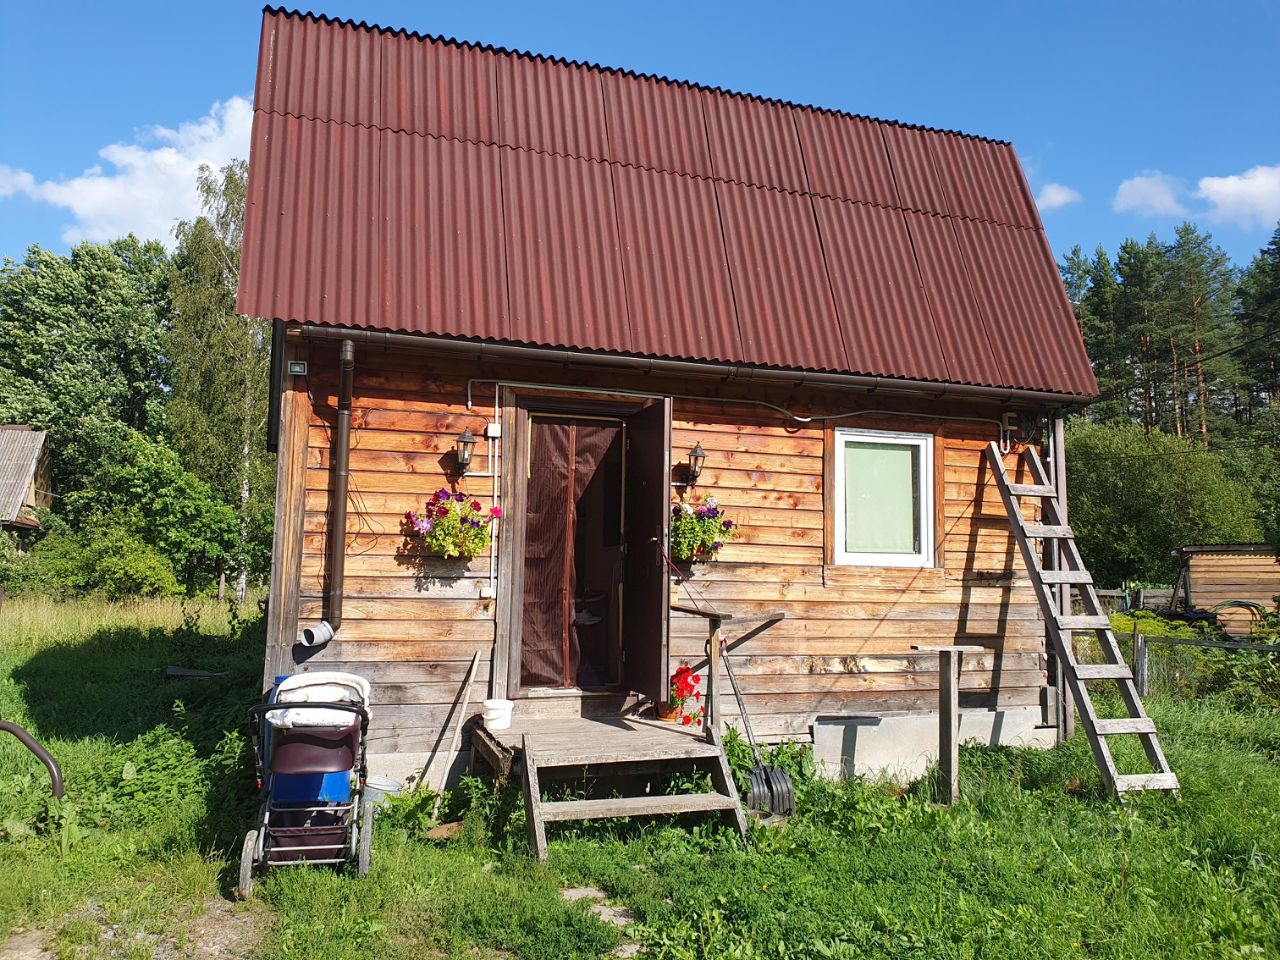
[843,441,921,554]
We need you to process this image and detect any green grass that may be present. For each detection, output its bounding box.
[2,597,1280,958]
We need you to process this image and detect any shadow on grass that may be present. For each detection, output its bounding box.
[11,608,266,854]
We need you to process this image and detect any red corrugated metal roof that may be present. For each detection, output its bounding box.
[239,7,1098,399]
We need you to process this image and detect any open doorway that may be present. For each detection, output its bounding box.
[503,396,671,704]
[520,415,625,689]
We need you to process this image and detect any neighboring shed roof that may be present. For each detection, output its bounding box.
[0,427,46,525]
[237,7,1099,400]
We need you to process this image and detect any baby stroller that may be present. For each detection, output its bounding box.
[237,672,373,898]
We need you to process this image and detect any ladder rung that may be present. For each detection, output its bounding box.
[1073,664,1133,680]
[1057,615,1112,630]
[1114,772,1180,793]
[1023,523,1074,539]
[1007,482,1057,497]
[1040,569,1093,584]
[1093,718,1157,736]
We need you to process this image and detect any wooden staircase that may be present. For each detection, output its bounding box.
[520,724,748,860]
[986,442,1179,798]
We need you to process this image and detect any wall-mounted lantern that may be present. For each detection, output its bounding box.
[456,428,477,475]
[688,441,706,484]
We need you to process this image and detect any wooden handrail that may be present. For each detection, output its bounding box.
[678,609,786,743]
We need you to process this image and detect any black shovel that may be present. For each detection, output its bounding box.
[720,643,795,816]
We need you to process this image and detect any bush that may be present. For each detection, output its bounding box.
[85,529,181,600]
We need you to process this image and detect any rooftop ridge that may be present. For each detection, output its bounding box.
[262,5,1014,147]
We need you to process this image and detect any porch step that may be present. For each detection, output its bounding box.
[541,792,738,823]
[521,726,748,860]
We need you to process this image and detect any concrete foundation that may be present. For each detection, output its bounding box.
[813,707,1057,784]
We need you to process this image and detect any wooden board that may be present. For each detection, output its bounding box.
[277,346,1049,753]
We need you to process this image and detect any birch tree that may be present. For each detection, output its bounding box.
[169,161,274,601]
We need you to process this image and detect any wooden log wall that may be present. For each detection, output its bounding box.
[1185,549,1280,636]
[279,338,1047,751]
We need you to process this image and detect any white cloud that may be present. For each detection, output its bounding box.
[1112,171,1187,217]
[0,97,252,248]
[1196,164,1280,229]
[1036,182,1082,211]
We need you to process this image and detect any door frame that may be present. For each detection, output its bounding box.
[494,389,652,700]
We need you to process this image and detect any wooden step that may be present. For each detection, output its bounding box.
[1093,717,1157,736]
[1113,772,1180,793]
[1039,569,1093,584]
[1007,483,1057,497]
[1023,523,1074,539]
[540,792,739,823]
[1074,663,1134,680]
[1057,615,1112,630]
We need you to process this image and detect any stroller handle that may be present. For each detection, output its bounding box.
[249,701,370,725]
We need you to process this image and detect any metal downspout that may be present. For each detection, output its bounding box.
[324,339,355,634]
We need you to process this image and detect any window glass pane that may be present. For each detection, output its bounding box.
[844,441,920,554]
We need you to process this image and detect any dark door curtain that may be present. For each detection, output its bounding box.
[520,418,623,689]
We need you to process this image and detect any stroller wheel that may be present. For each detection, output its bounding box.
[357,797,374,877]
[236,829,259,900]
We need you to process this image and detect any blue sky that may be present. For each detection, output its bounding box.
[2,1,1278,268]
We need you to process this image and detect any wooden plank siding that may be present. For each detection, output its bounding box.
[1186,549,1280,636]
[281,342,1048,748]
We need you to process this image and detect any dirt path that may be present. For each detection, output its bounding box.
[0,898,264,960]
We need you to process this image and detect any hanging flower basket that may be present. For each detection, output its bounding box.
[670,493,735,562]
[402,488,501,560]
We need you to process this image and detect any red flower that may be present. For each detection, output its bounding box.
[694,690,701,701]
[471,500,482,511]
[436,507,448,518]
[404,511,414,522]
[681,715,693,725]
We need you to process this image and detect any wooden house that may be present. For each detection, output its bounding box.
[238,11,1175,824]
[1174,544,1280,636]
[0,426,50,533]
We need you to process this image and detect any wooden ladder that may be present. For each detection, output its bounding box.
[521,726,749,860]
[985,442,1179,797]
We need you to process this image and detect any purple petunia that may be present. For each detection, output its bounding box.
[722,519,733,530]
[454,491,466,502]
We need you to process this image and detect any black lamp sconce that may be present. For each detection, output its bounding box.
[687,441,706,485]
[455,428,477,475]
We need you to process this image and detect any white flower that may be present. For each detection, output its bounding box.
[681,502,695,515]
[706,497,718,508]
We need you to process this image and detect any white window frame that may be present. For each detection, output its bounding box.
[832,427,935,568]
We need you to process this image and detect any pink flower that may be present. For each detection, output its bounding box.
[490,506,503,518]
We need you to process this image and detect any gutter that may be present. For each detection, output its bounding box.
[297,325,1094,409]
[302,337,354,646]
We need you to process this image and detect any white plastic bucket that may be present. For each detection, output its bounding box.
[482,698,514,731]
[364,774,403,809]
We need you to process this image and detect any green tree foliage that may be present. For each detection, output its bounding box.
[63,430,238,592]
[168,161,274,598]
[1062,222,1280,578]
[1066,419,1262,584]
[0,238,170,495]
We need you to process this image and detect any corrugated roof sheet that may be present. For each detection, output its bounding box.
[238,7,1098,399]
[0,427,45,524]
